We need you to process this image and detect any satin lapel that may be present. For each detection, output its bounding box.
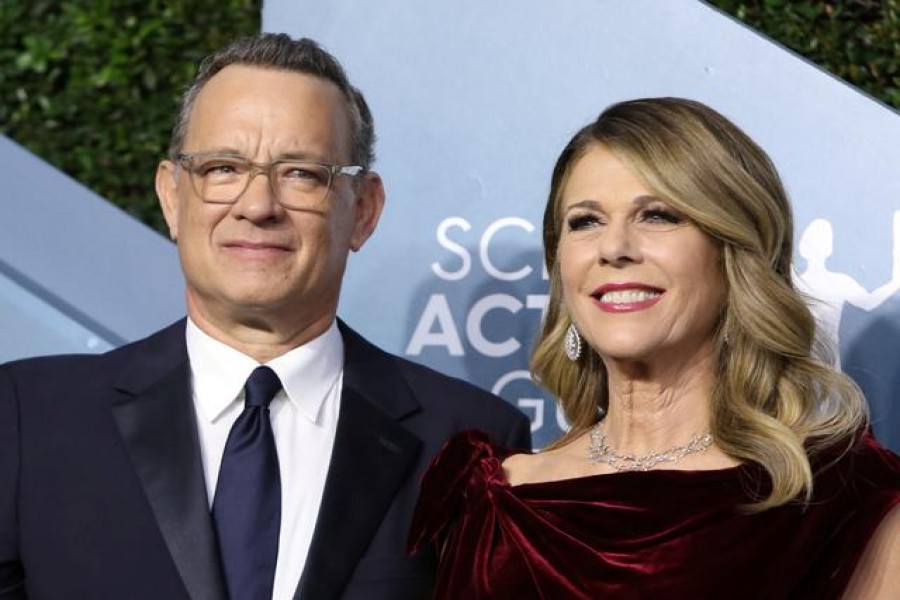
[296,323,422,600]
[110,322,227,600]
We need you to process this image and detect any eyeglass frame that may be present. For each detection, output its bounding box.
[175,152,365,208]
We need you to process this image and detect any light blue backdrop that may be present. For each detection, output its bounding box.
[265,0,900,449]
[2,2,895,452]
[0,135,183,365]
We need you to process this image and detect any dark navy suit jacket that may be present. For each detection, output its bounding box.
[0,319,531,599]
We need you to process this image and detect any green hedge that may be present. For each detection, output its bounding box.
[1,2,896,233]
[709,0,900,109]
[0,1,260,233]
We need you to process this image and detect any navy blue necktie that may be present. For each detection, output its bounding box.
[213,366,282,600]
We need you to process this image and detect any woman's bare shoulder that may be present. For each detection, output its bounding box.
[843,502,900,598]
[502,432,593,486]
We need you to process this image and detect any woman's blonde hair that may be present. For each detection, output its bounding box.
[532,97,868,510]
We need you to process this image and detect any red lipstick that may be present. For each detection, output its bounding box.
[591,283,664,313]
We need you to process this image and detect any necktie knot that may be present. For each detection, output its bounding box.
[245,366,282,408]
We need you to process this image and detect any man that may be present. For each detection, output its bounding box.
[0,34,531,600]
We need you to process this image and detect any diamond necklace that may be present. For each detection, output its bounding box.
[588,422,714,472]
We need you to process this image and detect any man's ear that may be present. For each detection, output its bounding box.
[156,160,181,241]
[350,171,386,252]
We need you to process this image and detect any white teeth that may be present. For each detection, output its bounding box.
[599,289,661,304]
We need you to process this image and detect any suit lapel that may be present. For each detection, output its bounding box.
[297,322,422,600]
[110,321,227,600]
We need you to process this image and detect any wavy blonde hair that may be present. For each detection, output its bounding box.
[532,97,868,510]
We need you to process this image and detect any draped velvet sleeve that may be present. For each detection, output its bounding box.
[407,429,540,598]
[407,430,508,556]
[408,429,900,600]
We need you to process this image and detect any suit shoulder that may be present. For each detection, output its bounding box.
[1,320,185,380]
[2,348,122,376]
[388,353,532,449]
[339,320,527,424]
[392,354,524,417]
[389,352,485,394]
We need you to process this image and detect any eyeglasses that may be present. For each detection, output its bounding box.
[176,153,364,209]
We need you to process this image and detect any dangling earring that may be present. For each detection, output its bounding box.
[565,324,582,362]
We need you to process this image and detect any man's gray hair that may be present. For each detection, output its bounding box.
[168,33,375,169]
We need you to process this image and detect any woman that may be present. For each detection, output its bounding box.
[408,98,900,598]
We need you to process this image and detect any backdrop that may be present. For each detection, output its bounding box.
[265,0,900,449]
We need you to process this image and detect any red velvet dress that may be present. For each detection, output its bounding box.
[408,430,900,599]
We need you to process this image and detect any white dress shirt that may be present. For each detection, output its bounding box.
[186,318,343,600]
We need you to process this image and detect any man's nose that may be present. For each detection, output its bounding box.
[231,169,281,222]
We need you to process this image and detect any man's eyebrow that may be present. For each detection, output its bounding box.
[182,149,332,163]
[276,151,328,162]
[184,148,246,158]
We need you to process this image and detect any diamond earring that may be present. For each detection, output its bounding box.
[565,324,582,362]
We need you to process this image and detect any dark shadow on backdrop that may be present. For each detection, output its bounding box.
[841,301,900,453]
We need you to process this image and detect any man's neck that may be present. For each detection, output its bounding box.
[186,298,335,363]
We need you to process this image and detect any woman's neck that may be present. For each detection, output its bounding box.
[600,351,716,455]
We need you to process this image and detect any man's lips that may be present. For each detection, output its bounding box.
[590,283,664,313]
[221,240,293,256]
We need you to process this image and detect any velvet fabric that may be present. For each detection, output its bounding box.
[408,430,900,599]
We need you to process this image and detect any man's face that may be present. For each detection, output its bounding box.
[156,65,383,338]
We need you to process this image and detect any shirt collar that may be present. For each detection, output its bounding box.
[186,318,344,424]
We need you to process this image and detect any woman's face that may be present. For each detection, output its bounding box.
[557,144,725,367]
